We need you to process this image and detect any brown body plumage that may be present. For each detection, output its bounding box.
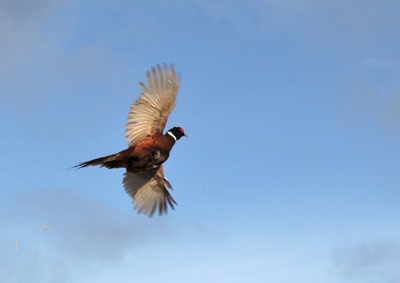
[75,132,177,173]
[75,64,187,217]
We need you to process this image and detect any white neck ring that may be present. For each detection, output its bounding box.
[167,131,177,141]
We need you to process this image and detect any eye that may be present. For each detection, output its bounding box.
[179,128,185,134]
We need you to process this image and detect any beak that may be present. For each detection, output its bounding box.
[184,132,188,137]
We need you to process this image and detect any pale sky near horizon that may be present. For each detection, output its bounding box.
[1,1,400,282]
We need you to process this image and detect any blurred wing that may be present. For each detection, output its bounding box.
[123,165,177,217]
[125,64,181,147]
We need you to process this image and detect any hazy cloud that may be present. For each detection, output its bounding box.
[0,0,59,21]
[194,0,400,51]
[333,80,400,143]
[0,0,62,59]
[0,0,129,114]
[332,242,400,282]
[0,188,173,283]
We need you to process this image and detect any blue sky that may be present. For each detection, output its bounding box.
[1,0,400,282]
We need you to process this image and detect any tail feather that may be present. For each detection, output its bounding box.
[74,153,123,169]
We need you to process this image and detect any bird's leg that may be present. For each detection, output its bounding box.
[151,151,160,160]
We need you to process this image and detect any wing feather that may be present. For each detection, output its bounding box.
[122,165,177,217]
[125,64,181,147]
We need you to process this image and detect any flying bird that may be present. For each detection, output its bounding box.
[75,64,187,217]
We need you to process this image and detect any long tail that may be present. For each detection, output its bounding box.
[74,153,123,169]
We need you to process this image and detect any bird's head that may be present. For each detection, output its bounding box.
[167,127,188,141]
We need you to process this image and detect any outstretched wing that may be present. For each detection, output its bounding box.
[122,165,177,217]
[125,64,181,147]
